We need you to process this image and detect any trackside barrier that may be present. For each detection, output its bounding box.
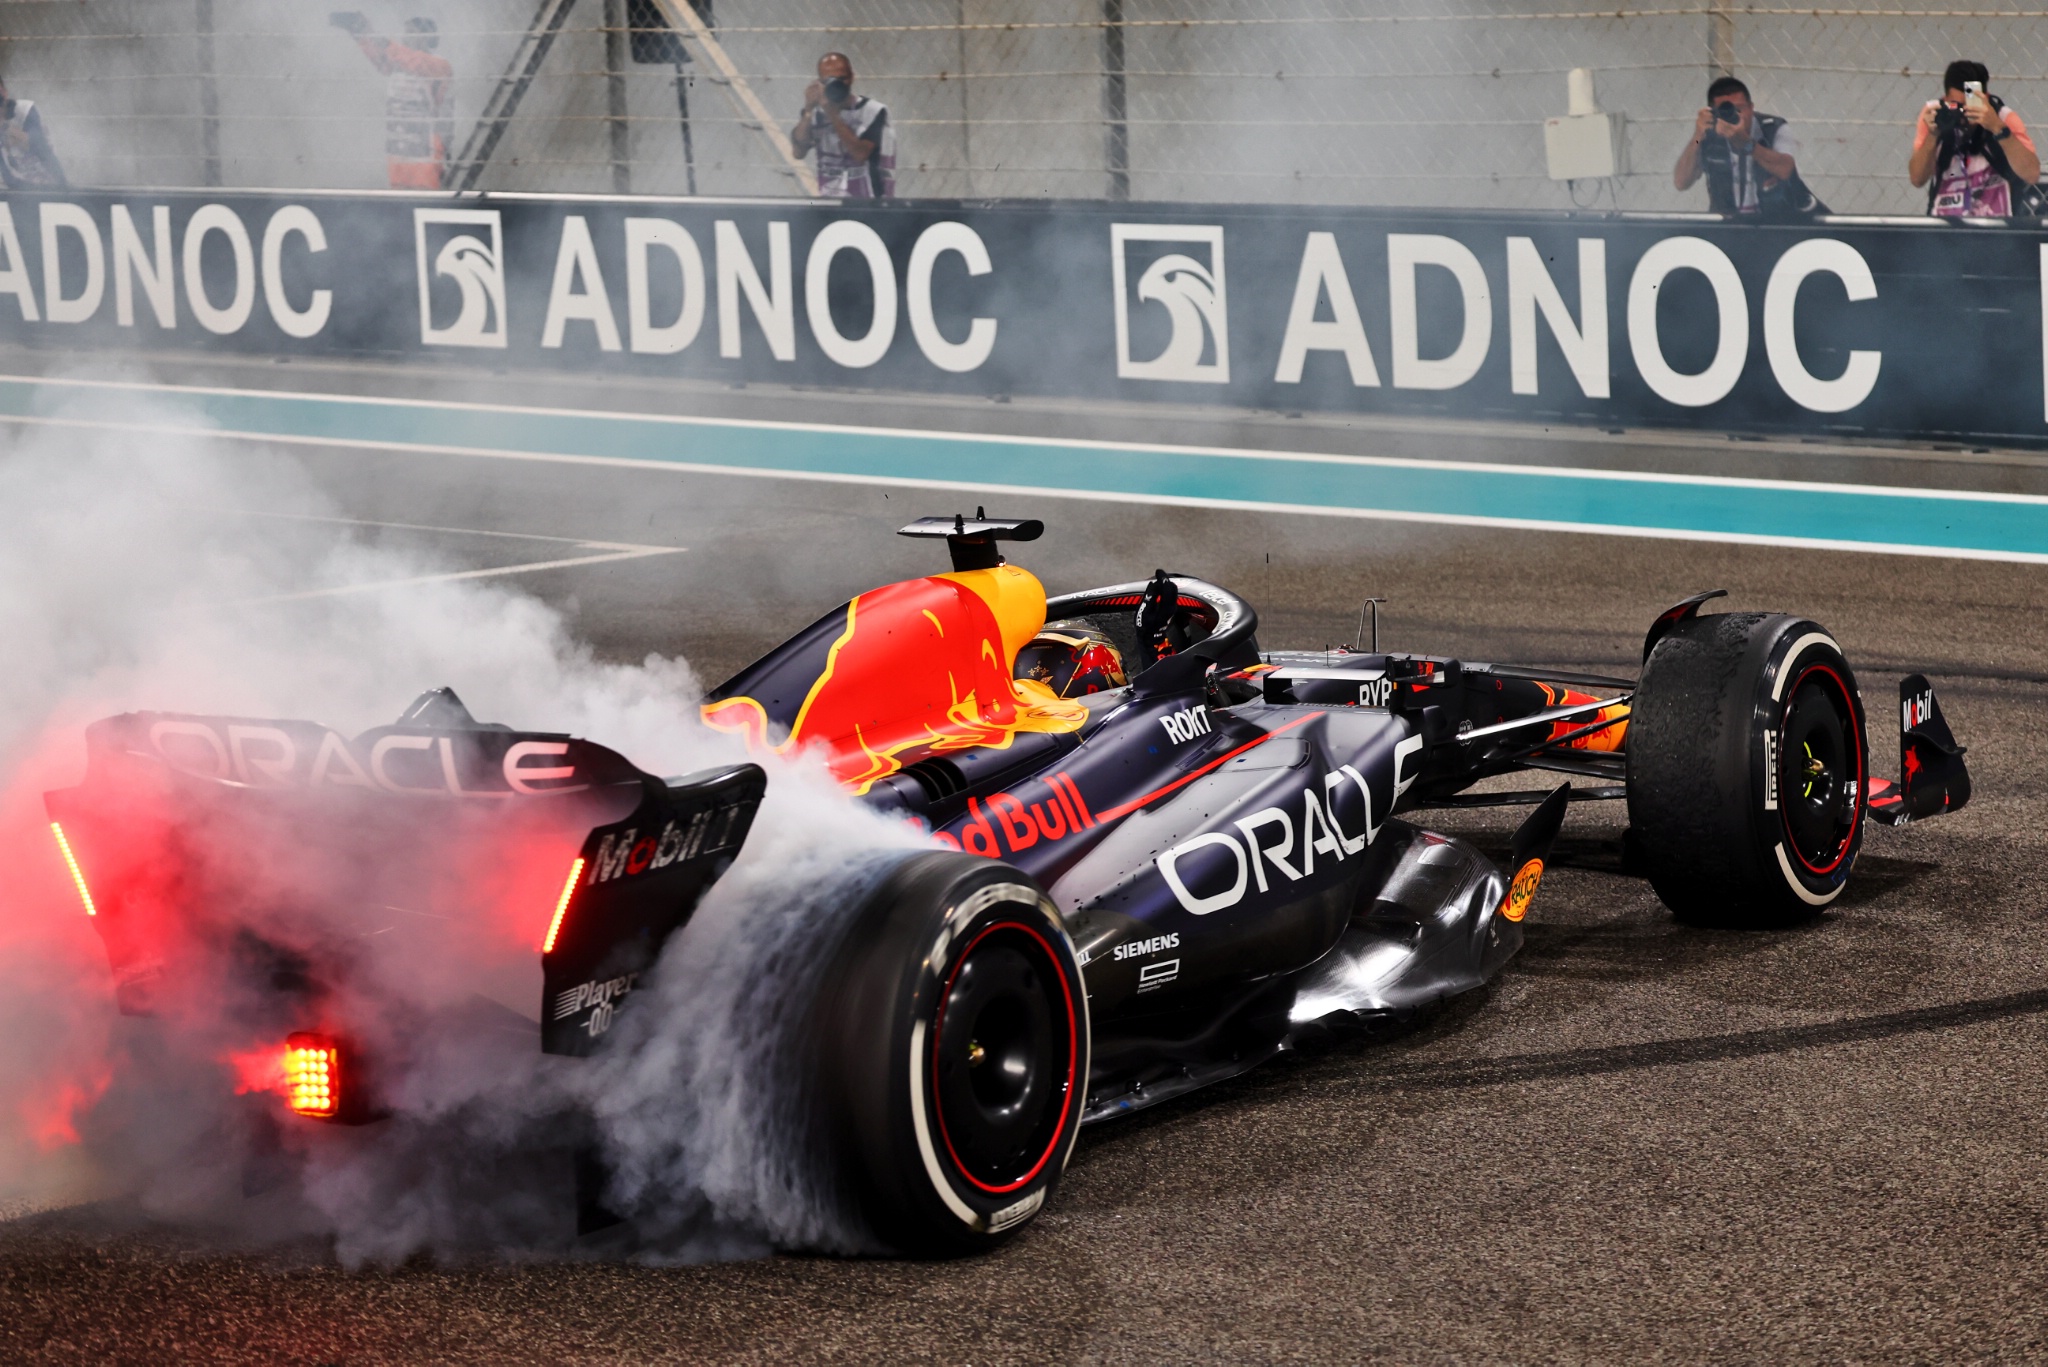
[0,189,2043,446]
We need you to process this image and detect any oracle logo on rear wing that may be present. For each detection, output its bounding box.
[84,712,645,798]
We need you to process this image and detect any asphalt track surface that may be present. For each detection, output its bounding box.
[8,354,2048,1363]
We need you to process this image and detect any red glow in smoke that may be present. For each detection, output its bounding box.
[3,709,612,1181]
[1,725,120,1160]
[229,1045,287,1096]
[22,1068,109,1151]
[443,814,588,953]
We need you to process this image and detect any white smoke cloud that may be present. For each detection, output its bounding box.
[0,374,918,1264]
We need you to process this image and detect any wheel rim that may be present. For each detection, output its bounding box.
[1779,664,1862,874]
[931,921,1077,1194]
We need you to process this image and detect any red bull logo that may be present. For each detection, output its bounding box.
[926,772,1096,856]
[703,565,1088,794]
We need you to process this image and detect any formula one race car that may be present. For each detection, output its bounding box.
[43,514,1972,1253]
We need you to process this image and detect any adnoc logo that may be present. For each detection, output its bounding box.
[1111,223,1228,384]
[414,207,508,348]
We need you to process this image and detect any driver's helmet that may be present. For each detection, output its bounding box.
[1015,620,1127,698]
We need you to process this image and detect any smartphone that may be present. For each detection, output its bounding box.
[1966,80,1985,100]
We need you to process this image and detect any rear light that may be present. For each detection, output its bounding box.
[283,1033,340,1118]
[49,822,97,916]
[541,856,585,954]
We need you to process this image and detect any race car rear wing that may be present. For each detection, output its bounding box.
[540,762,765,1055]
[42,691,766,1041]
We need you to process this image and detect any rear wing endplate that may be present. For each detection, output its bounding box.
[540,762,767,1055]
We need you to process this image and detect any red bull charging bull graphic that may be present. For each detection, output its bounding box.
[700,564,1089,794]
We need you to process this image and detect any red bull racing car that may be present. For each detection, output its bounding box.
[43,514,1971,1254]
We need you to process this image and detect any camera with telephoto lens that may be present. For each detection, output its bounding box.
[1934,82,1991,140]
[1713,100,1743,129]
[822,76,850,104]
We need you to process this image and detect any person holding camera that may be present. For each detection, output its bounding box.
[1673,76,1824,218]
[0,76,66,190]
[1909,61,2040,217]
[790,52,895,198]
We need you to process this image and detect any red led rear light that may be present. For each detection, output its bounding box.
[283,1033,340,1118]
[541,856,585,955]
[49,822,96,916]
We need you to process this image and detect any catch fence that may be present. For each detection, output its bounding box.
[1,0,2045,212]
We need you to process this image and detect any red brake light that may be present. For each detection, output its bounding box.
[283,1034,340,1118]
[50,823,96,916]
[541,857,585,955]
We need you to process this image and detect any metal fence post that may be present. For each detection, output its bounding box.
[1710,0,1735,79]
[605,0,631,193]
[195,0,221,187]
[1102,0,1128,201]
[957,0,973,198]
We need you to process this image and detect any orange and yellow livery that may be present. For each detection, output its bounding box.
[701,564,1088,795]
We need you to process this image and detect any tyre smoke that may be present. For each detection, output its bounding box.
[0,377,918,1264]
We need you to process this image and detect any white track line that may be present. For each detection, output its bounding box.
[197,506,687,604]
[15,369,2048,505]
[199,505,674,552]
[11,385,2048,565]
[242,547,684,604]
[55,409,2048,567]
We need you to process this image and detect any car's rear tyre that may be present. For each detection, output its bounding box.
[1627,611,1868,927]
[820,851,1089,1255]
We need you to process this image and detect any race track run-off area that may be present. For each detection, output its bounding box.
[8,373,2048,563]
[7,368,2048,1363]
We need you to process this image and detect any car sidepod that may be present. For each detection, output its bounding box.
[1052,706,1414,1013]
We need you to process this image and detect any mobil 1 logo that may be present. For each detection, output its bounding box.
[1111,223,1228,384]
[415,207,508,348]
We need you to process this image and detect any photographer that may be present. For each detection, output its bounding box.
[1673,76,1824,219]
[0,77,65,190]
[790,52,894,198]
[1909,61,2040,217]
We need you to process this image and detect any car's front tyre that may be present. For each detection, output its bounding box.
[1628,611,1868,927]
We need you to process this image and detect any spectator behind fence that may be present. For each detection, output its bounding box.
[1672,76,1826,219]
[791,52,895,198]
[0,77,66,189]
[331,11,453,190]
[1910,60,2041,217]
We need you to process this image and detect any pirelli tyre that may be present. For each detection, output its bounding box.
[820,852,1089,1255]
[1627,612,1868,927]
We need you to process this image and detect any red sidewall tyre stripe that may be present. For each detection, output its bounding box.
[929,918,1079,1196]
[1779,660,1864,877]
